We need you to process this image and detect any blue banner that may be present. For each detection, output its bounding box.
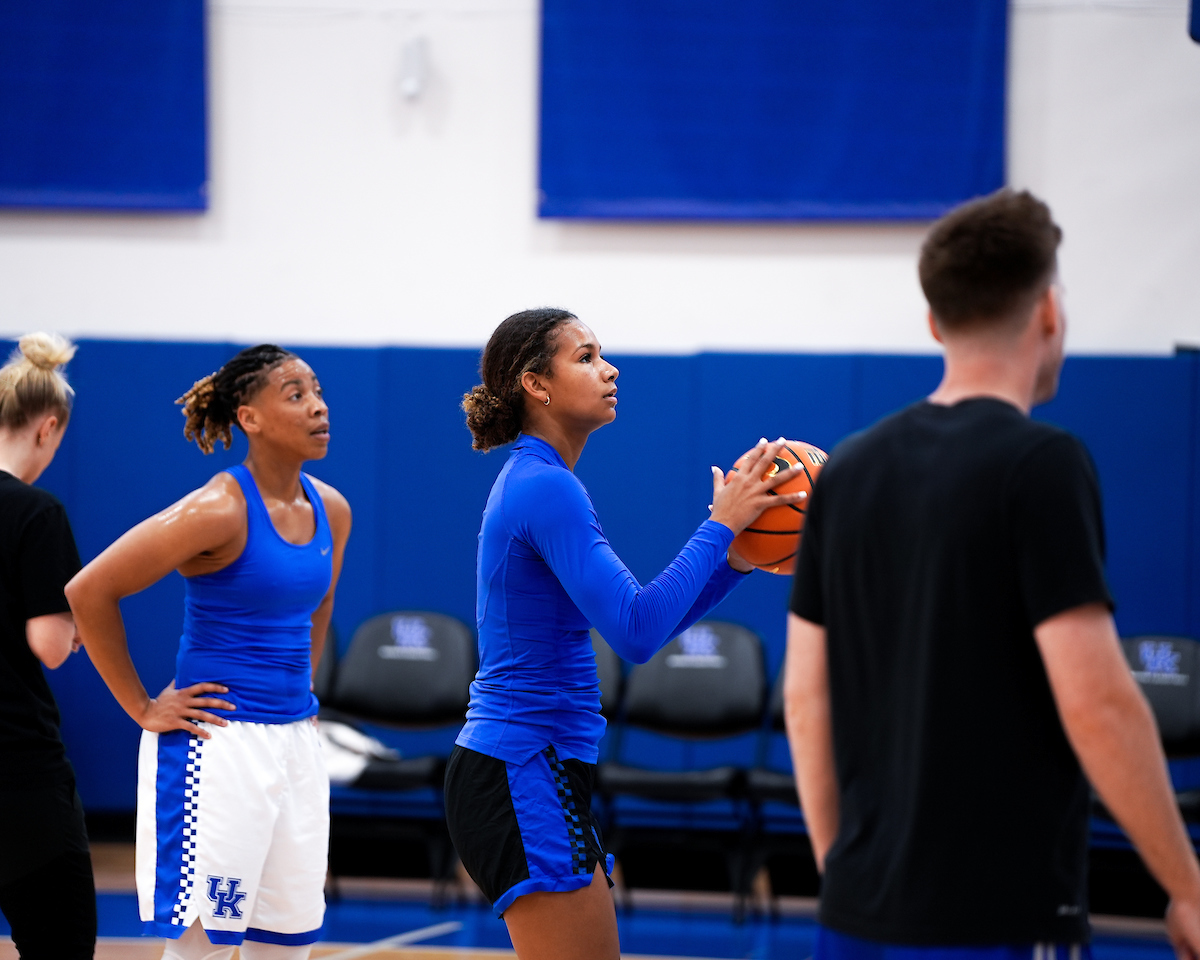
[0,0,207,211]
[539,1,1007,220]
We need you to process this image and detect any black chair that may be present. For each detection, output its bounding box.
[592,628,624,720]
[1122,636,1200,757]
[597,621,765,916]
[744,669,815,913]
[746,671,799,806]
[591,629,626,774]
[330,611,475,724]
[322,610,476,900]
[1123,636,1200,824]
[1090,636,1200,851]
[312,621,338,704]
[590,629,625,826]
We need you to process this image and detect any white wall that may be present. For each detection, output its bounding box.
[0,0,1197,354]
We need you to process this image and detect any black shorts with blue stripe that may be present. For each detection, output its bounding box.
[444,744,614,917]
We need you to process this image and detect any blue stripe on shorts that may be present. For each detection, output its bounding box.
[146,730,204,939]
[491,746,609,916]
[244,926,323,946]
[194,926,321,946]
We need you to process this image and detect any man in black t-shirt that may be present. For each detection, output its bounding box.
[785,190,1200,960]
[0,333,96,959]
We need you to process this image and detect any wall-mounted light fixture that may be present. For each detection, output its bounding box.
[400,37,429,101]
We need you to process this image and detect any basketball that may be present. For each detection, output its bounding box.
[731,440,828,575]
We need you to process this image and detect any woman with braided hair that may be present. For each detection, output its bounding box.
[447,308,803,960]
[67,344,351,960]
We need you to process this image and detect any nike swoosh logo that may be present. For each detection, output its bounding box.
[321,546,331,555]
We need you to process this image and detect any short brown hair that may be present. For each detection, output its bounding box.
[919,189,1062,331]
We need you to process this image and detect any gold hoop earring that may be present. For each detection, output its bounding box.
[543,396,550,406]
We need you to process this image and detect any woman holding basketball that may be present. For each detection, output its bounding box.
[66,345,350,960]
[447,308,800,960]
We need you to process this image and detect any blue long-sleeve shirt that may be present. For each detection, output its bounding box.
[456,434,747,765]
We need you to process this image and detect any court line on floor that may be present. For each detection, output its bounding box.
[316,921,466,960]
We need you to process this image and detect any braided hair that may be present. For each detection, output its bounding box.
[177,344,297,454]
[462,308,576,452]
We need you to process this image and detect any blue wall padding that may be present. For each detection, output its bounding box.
[539,0,1006,220]
[35,341,1200,810]
[0,1,206,210]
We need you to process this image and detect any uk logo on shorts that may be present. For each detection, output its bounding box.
[207,876,246,919]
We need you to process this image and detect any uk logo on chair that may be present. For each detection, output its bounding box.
[1136,640,1186,686]
[666,624,727,669]
[378,615,439,661]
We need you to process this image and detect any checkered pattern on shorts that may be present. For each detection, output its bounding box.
[544,744,589,877]
[171,734,203,925]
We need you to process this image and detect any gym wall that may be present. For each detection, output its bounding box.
[0,0,1198,354]
[37,341,1200,810]
[5,0,1200,812]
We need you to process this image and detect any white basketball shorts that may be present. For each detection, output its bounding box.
[136,718,329,947]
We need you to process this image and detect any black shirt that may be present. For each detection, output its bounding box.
[791,398,1112,945]
[0,470,82,788]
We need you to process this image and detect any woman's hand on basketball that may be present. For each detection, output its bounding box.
[726,545,755,574]
[136,679,235,739]
[709,437,808,537]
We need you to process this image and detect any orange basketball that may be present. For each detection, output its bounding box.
[731,440,828,575]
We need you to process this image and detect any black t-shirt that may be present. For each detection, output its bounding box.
[0,471,82,788]
[791,398,1112,946]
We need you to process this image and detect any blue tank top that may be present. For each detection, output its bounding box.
[457,434,747,765]
[175,464,332,723]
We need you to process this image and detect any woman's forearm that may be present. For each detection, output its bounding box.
[661,559,747,652]
[586,520,737,663]
[65,580,151,723]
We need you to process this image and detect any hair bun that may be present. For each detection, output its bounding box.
[462,383,522,452]
[18,332,76,371]
[465,384,503,410]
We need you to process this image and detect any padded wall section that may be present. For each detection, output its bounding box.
[1038,358,1197,635]
[0,0,206,210]
[36,343,1200,809]
[539,0,1006,219]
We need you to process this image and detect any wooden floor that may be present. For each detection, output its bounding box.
[0,943,520,959]
[0,845,714,959]
[3,845,530,959]
[0,940,700,959]
[0,844,1166,959]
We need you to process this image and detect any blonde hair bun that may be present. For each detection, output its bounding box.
[0,332,77,431]
[18,332,76,371]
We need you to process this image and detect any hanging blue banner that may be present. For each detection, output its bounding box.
[539,1,1007,220]
[0,0,207,211]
